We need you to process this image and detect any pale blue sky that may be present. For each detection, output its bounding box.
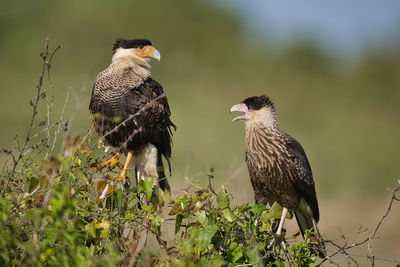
[216,0,400,54]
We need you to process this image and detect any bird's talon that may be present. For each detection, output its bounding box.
[108,174,126,184]
[98,152,122,171]
[267,232,286,250]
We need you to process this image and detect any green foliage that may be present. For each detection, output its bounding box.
[0,39,318,266]
[0,142,318,266]
[288,230,317,267]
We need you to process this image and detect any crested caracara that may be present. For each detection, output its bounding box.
[231,95,324,255]
[89,38,175,192]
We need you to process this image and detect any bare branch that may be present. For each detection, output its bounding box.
[128,218,150,267]
[50,87,71,155]
[317,184,400,266]
[98,93,165,143]
[1,37,61,196]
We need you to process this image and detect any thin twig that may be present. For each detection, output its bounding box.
[1,38,61,196]
[67,74,91,133]
[345,185,399,251]
[128,218,150,266]
[91,93,166,151]
[323,249,400,264]
[44,44,61,159]
[50,87,71,155]
[317,184,400,266]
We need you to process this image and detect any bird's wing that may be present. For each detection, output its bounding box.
[126,77,175,133]
[126,77,175,171]
[285,135,320,222]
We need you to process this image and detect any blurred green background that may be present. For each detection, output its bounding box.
[1,0,399,262]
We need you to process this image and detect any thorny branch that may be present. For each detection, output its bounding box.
[67,76,91,133]
[98,93,165,142]
[49,86,71,155]
[316,182,400,266]
[234,183,400,267]
[1,37,61,196]
[128,218,150,267]
[90,93,166,156]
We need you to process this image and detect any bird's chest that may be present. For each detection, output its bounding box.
[246,150,280,189]
[245,138,298,207]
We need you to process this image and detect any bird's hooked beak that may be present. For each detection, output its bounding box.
[230,103,250,122]
[136,45,161,61]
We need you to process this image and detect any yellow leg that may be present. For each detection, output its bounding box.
[118,151,133,184]
[99,152,122,171]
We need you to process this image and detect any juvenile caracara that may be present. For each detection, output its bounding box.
[89,38,175,192]
[231,95,324,254]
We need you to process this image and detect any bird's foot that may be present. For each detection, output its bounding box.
[109,169,128,184]
[267,234,287,251]
[98,152,123,171]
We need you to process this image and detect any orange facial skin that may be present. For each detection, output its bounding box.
[136,45,156,58]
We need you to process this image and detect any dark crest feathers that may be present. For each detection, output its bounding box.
[113,38,152,53]
[243,95,275,111]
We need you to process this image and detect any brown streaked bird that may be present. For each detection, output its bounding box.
[89,38,175,192]
[231,95,324,255]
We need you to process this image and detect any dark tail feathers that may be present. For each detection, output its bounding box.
[157,152,170,192]
[294,208,326,258]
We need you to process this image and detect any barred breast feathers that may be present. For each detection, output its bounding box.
[247,127,290,174]
[94,50,151,96]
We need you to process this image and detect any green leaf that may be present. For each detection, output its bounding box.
[169,202,182,216]
[260,217,271,232]
[28,177,39,193]
[196,224,218,251]
[139,176,153,202]
[175,214,183,234]
[222,208,234,223]
[84,221,96,239]
[195,210,207,225]
[153,215,165,227]
[217,190,234,222]
[207,255,225,267]
[159,187,173,203]
[231,246,243,263]
[253,204,266,217]
[273,259,286,267]
[74,168,87,181]
[245,246,262,267]
[265,202,291,220]
[169,196,189,215]
[141,205,151,214]
[114,188,123,208]
[217,190,229,209]
[266,202,283,219]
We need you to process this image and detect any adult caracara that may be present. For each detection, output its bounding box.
[89,38,175,192]
[231,95,323,252]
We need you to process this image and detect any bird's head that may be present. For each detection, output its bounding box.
[111,38,161,63]
[230,95,278,127]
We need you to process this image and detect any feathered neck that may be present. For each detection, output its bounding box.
[111,48,151,83]
[244,108,281,152]
[245,107,279,132]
